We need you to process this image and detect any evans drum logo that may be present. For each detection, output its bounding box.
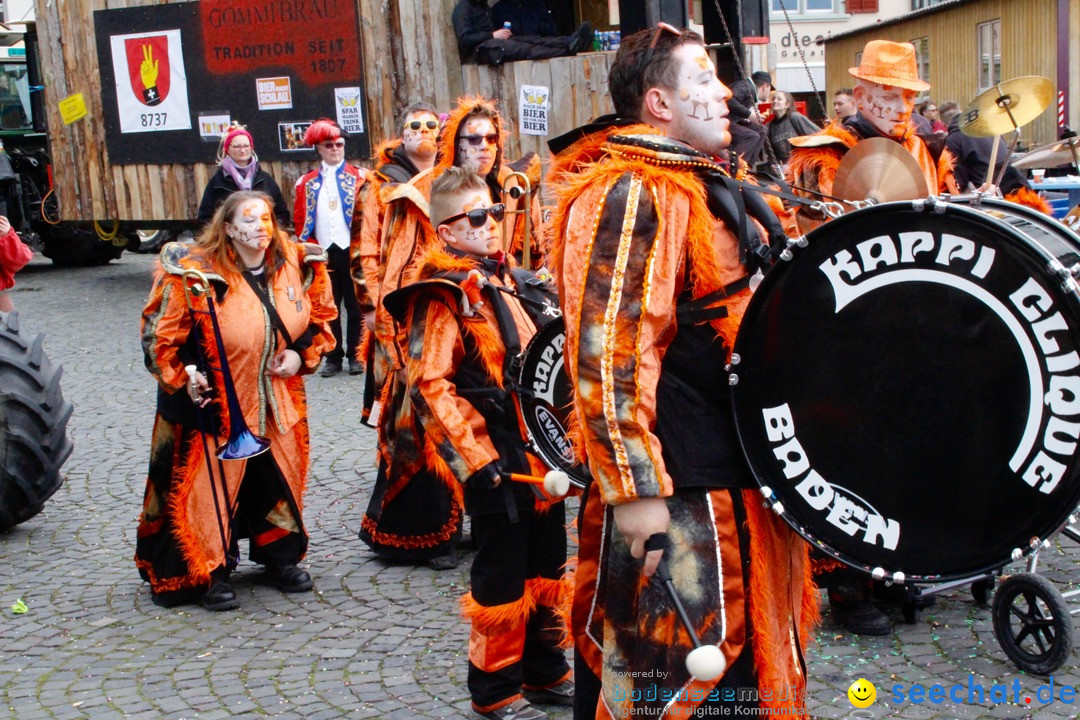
[819,231,1080,496]
[762,403,900,550]
[533,406,575,465]
[530,329,565,406]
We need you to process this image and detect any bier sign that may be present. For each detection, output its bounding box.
[519,85,548,136]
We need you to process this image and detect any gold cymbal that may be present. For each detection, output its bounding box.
[831,138,930,203]
[960,76,1054,137]
[1012,137,1080,170]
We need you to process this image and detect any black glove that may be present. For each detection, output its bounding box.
[467,461,502,490]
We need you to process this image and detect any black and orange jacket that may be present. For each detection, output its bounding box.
[384,244,558,515]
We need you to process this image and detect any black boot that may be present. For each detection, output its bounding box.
[200,575,239,611]
[264,563,313,592]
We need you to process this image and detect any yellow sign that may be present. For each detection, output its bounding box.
[59,93,87,125]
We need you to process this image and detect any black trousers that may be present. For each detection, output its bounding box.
[468,502,570,709]
[232,451,307,569]
[475,35,570,65]
[325,244,361,364]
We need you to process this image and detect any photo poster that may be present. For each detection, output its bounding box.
[519,85,549,136]
[198,112,231,142]
[93,1,371,164]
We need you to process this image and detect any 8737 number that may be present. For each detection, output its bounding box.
[140,112,167,128]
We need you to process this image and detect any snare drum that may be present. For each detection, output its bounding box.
[731,197,1080,582]
[514,318,590,488]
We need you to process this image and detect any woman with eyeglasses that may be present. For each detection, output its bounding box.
[197,125,291,229]
[294,118,370,378]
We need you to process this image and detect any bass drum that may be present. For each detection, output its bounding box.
[514,317,589,488]
[731,197,1080,583]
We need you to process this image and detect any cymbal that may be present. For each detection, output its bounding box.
[831,137,930,203]
[1012,137,1080,170]
[960,76,1054,137]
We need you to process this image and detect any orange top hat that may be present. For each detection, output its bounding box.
[849,40,930,92]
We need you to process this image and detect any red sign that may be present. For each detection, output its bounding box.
[124,35,171,106]
[201,0,360,86]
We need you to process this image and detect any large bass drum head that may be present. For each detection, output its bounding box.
[732,200,1080,582]
[516,318,590,488]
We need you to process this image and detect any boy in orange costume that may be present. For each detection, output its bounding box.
[551,27,816,719]
[383,167,571,720]
[359,97,544,568]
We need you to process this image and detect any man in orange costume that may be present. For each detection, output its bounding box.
[352,101,441,425]
[358,96,544,568]
[551,27,817,719]
[788,40,955,232]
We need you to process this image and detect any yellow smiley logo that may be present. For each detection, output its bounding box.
[848,678,876,708]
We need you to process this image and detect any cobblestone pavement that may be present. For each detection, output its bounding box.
[2,251,1080,719]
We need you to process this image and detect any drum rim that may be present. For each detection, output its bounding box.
[731,199,1080,583]
[515,318,590,488]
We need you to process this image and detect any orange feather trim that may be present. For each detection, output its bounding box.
[460,590,535,633]
[1006,185,1053,215]
[742,489,818,713]
[359,501,463,550]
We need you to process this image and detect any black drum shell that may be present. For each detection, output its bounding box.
[731,198,1080,582]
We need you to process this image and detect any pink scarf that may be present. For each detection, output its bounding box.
[222,156,258,190]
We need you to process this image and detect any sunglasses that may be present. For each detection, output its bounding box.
[461,133,498,147]
[640,22,687,73]
[440,204,506,228]
[320,140,345,149]
[407,119,439,131]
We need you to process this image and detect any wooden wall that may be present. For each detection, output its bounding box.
[824,0,1069,148]
[462,51,616,162]
[33,0,464,223]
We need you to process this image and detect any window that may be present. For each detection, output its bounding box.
[912,0,946,8]
[977,19,1001,91]
[848,0,879,12]
[771,0,838,14]
[0,63,30,130]
[911,36,930,96]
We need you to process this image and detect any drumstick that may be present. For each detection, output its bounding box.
[502,470,571,496]
[652,542,728,681]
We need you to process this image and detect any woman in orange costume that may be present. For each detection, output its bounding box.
[138,191,336,611]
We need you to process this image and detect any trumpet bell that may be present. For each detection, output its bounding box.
[217,429,272,461]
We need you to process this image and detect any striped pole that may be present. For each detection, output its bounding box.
[1059,91,1066,129]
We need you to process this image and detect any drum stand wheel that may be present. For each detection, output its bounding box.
[991,573,1073,675]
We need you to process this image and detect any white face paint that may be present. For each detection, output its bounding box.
[402,111,439,162]
[666,43,732,157]
[457,116,497,177]
[226,199,274,264]
[439,190,500,258]
[855,80,916,139]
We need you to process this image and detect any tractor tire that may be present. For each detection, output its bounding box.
[41,225,126,267]
[0,311,74,531]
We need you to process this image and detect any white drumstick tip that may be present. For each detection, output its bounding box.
[685,644,726,681]
[543,470,570,496]
[185,364,198,380]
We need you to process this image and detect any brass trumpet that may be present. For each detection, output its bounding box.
[501,171,533,269]
[180,267,271,461]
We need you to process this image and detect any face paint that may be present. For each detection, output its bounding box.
[457,116,497,176]
[402,112,439,161]
[857,81,916,138]
[666,44,731,156]
[226,199,274,259]
[439,191,500,257]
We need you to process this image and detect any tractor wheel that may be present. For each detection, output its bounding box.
[0,311,74,531]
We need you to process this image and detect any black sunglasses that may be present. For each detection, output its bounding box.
[440,204,506,228]
[461,133,498,147]
[407,119,439,131]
